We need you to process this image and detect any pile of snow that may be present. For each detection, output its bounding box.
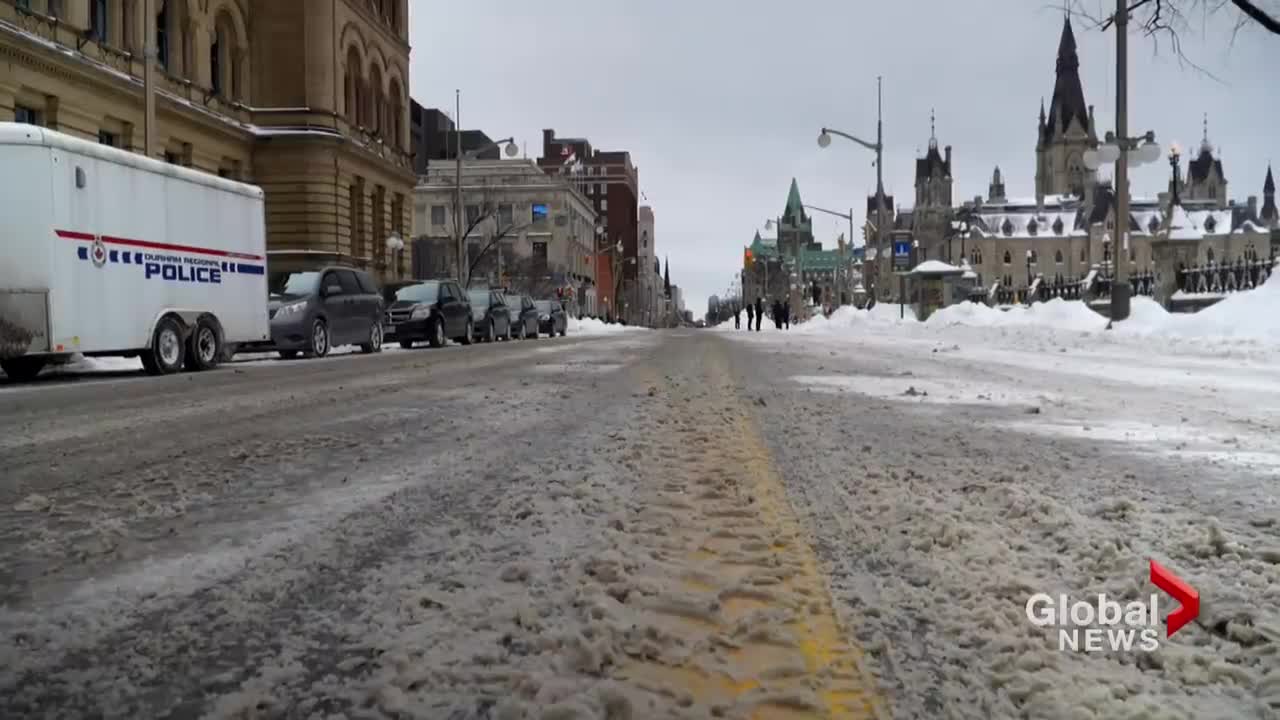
[929,297,1106,332]
[568,317,646,336]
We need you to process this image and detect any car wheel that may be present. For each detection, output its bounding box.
[399,340,415,350]
[428,319,445,348]
[306,318,330,358]
[141,316,185,375]
[461,320,474,345]
[0,357,48,382]
[360,320,383,354]
[184,318,221,371]
[485,321,496,343]
[278,350,298,359]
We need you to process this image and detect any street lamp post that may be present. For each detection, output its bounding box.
[385,233,405,279]
[1080,1,1163,323]
[818,76,885,298]
[803,203,856,305]
[452,90,518,283]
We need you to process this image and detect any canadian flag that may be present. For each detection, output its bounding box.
[562,150,577,166]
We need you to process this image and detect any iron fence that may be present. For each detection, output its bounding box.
[1177,256,1274,295]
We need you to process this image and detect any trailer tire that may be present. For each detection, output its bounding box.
[185,317,222,371]
[1,357,48,382]
[141,317,185,375]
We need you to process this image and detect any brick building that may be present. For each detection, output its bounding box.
[1,0,415,281]
[536,128,638,321]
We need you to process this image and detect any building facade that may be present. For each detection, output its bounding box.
[407,100,496,175]
[412,159,598,314]
[634,205,663,326]
[536,128,639,320]
[868,15,1274,303]
[1,0,415,280]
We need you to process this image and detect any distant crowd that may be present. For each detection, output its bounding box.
[732,297,794,331]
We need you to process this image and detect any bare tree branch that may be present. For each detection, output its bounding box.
[464,220,530,288]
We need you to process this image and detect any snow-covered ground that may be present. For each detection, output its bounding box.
[568,317,649,336]
[721,279,1280,717]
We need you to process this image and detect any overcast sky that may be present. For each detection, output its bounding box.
[410,0,1278,314]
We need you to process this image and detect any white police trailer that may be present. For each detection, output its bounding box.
[0,122,269,381]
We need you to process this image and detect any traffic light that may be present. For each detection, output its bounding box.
[744,248,754,269]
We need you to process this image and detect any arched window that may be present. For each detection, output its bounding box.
[1055,249,1063,264]
[344,46,362,124]
[1029,250,1038,264]
[1080,247,1086,262]
[1204,215,1217,233]
[1206,247,1215,263]
[210,22,225,96]
[1053,217,1065,235]
[1003,250,1011,265]
[388,78,404,148]
[1002,218,1014,237]
[1027,219,1038,236]
[368,64,384,135]
[158,0,191,77]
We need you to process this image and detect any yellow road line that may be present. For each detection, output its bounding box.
[612,351,890,719]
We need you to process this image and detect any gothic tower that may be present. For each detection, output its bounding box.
[914,110,953,209]
[1262,165,1277,228]
[780,178,815,255]
[989,166,1007,203]
[1185,115,1229,209]
[1036,16,1098,200]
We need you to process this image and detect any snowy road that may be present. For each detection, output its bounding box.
[1,327,1277,719]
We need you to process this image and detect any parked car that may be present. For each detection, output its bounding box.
[505,293,540,340]
[266,268,383,359]
[467,289,511,342]
[534,299,568,337]
[382,279,473,348]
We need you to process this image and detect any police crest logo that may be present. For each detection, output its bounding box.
[91,236,108,268]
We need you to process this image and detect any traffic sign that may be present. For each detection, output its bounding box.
[893,241,912,257]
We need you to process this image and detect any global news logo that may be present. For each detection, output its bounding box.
[1025,559,1200,653]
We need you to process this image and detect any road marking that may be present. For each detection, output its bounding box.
[612,351,889,718]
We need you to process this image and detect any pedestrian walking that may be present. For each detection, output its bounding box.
[783,299,791,330]
[754,296,764,331]
[733,304,741,329]
[772,299,782,330]
[745,302,753,330]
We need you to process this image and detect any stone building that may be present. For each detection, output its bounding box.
[412,159,598,314]
[875,15,1273,302]
[1,0,415,280]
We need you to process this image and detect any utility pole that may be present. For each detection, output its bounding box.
[454,90,465,283]
[1112,0,1131,321]
[875,76,886,301]
[143,0,157,158]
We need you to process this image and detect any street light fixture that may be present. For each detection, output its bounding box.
[1083,130,1161,170]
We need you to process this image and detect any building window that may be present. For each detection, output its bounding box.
[1129,246,1136,263]
[98,130,117,147]
[164,151,180,164]
[89,0,107,42]
[210,28,222,95]
[531,203,548,223]
[431,205,446,226]
[1080,247,1086,262]
[1206,247,1215,263]
[16,0,30,11]
[1003,250,1011,265]
[156,2,169,69]
[14,104,40,126]
[350,181,367,258]
[498,204,513,229]
[1055,249,1063,264]
[465,204,480,226]
[601,198,608,211]
[217,168,232,179]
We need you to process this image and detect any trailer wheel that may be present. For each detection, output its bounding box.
[141,317,185,375]
[1,357,48,382]
[184,318,222,371]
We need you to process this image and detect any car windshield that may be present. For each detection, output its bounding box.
[468,291,490,307]
[389,283,440,304]
[534,301,552,313]
[268,271,319,296]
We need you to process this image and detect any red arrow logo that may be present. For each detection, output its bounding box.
[1150,559,1200,637]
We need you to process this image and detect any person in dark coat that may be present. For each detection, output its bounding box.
[771,299,782,329]
[783,299,791,330]
[745,301,754,330]
[754,296,764,331]
[733,303,741,329]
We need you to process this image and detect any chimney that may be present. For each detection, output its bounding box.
[542,129,554,152]
[1248,195,1258,217]
[944,145,952,170]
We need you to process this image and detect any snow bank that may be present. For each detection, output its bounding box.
[568,317,646,336]
[928,298,1106,332]
[795,304,916,334]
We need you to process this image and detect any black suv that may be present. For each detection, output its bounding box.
[467,288,511,342]
[383,280,474,348]
[534,299,568,337]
